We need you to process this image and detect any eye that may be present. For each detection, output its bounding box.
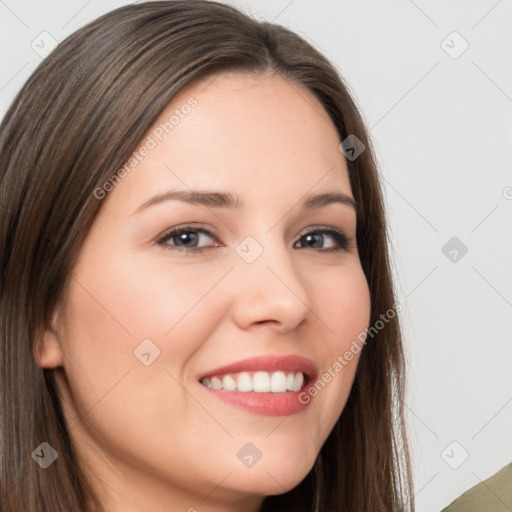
[157,224,219,253]
[157,224,353,253]
[294,226,352,253]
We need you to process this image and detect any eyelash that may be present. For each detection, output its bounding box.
[156,224,353,254]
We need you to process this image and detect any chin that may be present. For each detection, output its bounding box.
[225,470,308,497]
[224,448,316,496]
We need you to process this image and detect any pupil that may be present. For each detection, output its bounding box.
[178,232,198,246]
[305,234,322,248]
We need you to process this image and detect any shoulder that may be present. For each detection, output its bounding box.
[441,462,512,512]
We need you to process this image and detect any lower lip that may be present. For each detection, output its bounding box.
[199,385,311,416]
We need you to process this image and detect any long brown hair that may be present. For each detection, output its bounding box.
[0,1,414,510]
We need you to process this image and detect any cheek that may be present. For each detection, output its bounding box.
[55,253,234,482]
[319,262,371,353]
[66,248,229,351]
[58,251,230,413]
[308,263,371,429]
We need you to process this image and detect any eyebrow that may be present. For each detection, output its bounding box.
[131,189,358,215]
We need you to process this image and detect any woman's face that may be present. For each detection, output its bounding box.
[39,71,371,512]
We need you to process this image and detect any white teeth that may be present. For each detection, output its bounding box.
[236,372,252,392]
[286,373,294,391]
[292,372,304,392]
[200,371,305,393]
[253,371,271,392]
[222,375,237,391]
[211,376,223,390]
[270,371,287,392]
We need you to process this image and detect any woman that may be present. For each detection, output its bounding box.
[0,1,414,511]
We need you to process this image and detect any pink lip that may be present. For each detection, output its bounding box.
[197,354,317,417]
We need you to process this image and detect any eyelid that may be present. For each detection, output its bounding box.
[158,222,217,239]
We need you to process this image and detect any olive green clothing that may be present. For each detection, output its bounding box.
[441,462,512,512]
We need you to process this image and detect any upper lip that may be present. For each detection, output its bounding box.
[197,354,318,382]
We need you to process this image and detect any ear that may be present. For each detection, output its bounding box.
[33,306,64,369]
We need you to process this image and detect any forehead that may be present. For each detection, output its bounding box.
[106,71,352,213]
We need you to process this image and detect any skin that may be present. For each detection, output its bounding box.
[36,70,371,512]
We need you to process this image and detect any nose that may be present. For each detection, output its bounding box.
[229,237,311,333]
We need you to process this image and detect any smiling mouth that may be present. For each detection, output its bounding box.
[200,370,305,393]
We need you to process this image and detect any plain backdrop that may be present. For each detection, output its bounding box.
[1,1,511,510]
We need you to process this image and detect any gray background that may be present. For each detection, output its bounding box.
[1,1,511,510]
